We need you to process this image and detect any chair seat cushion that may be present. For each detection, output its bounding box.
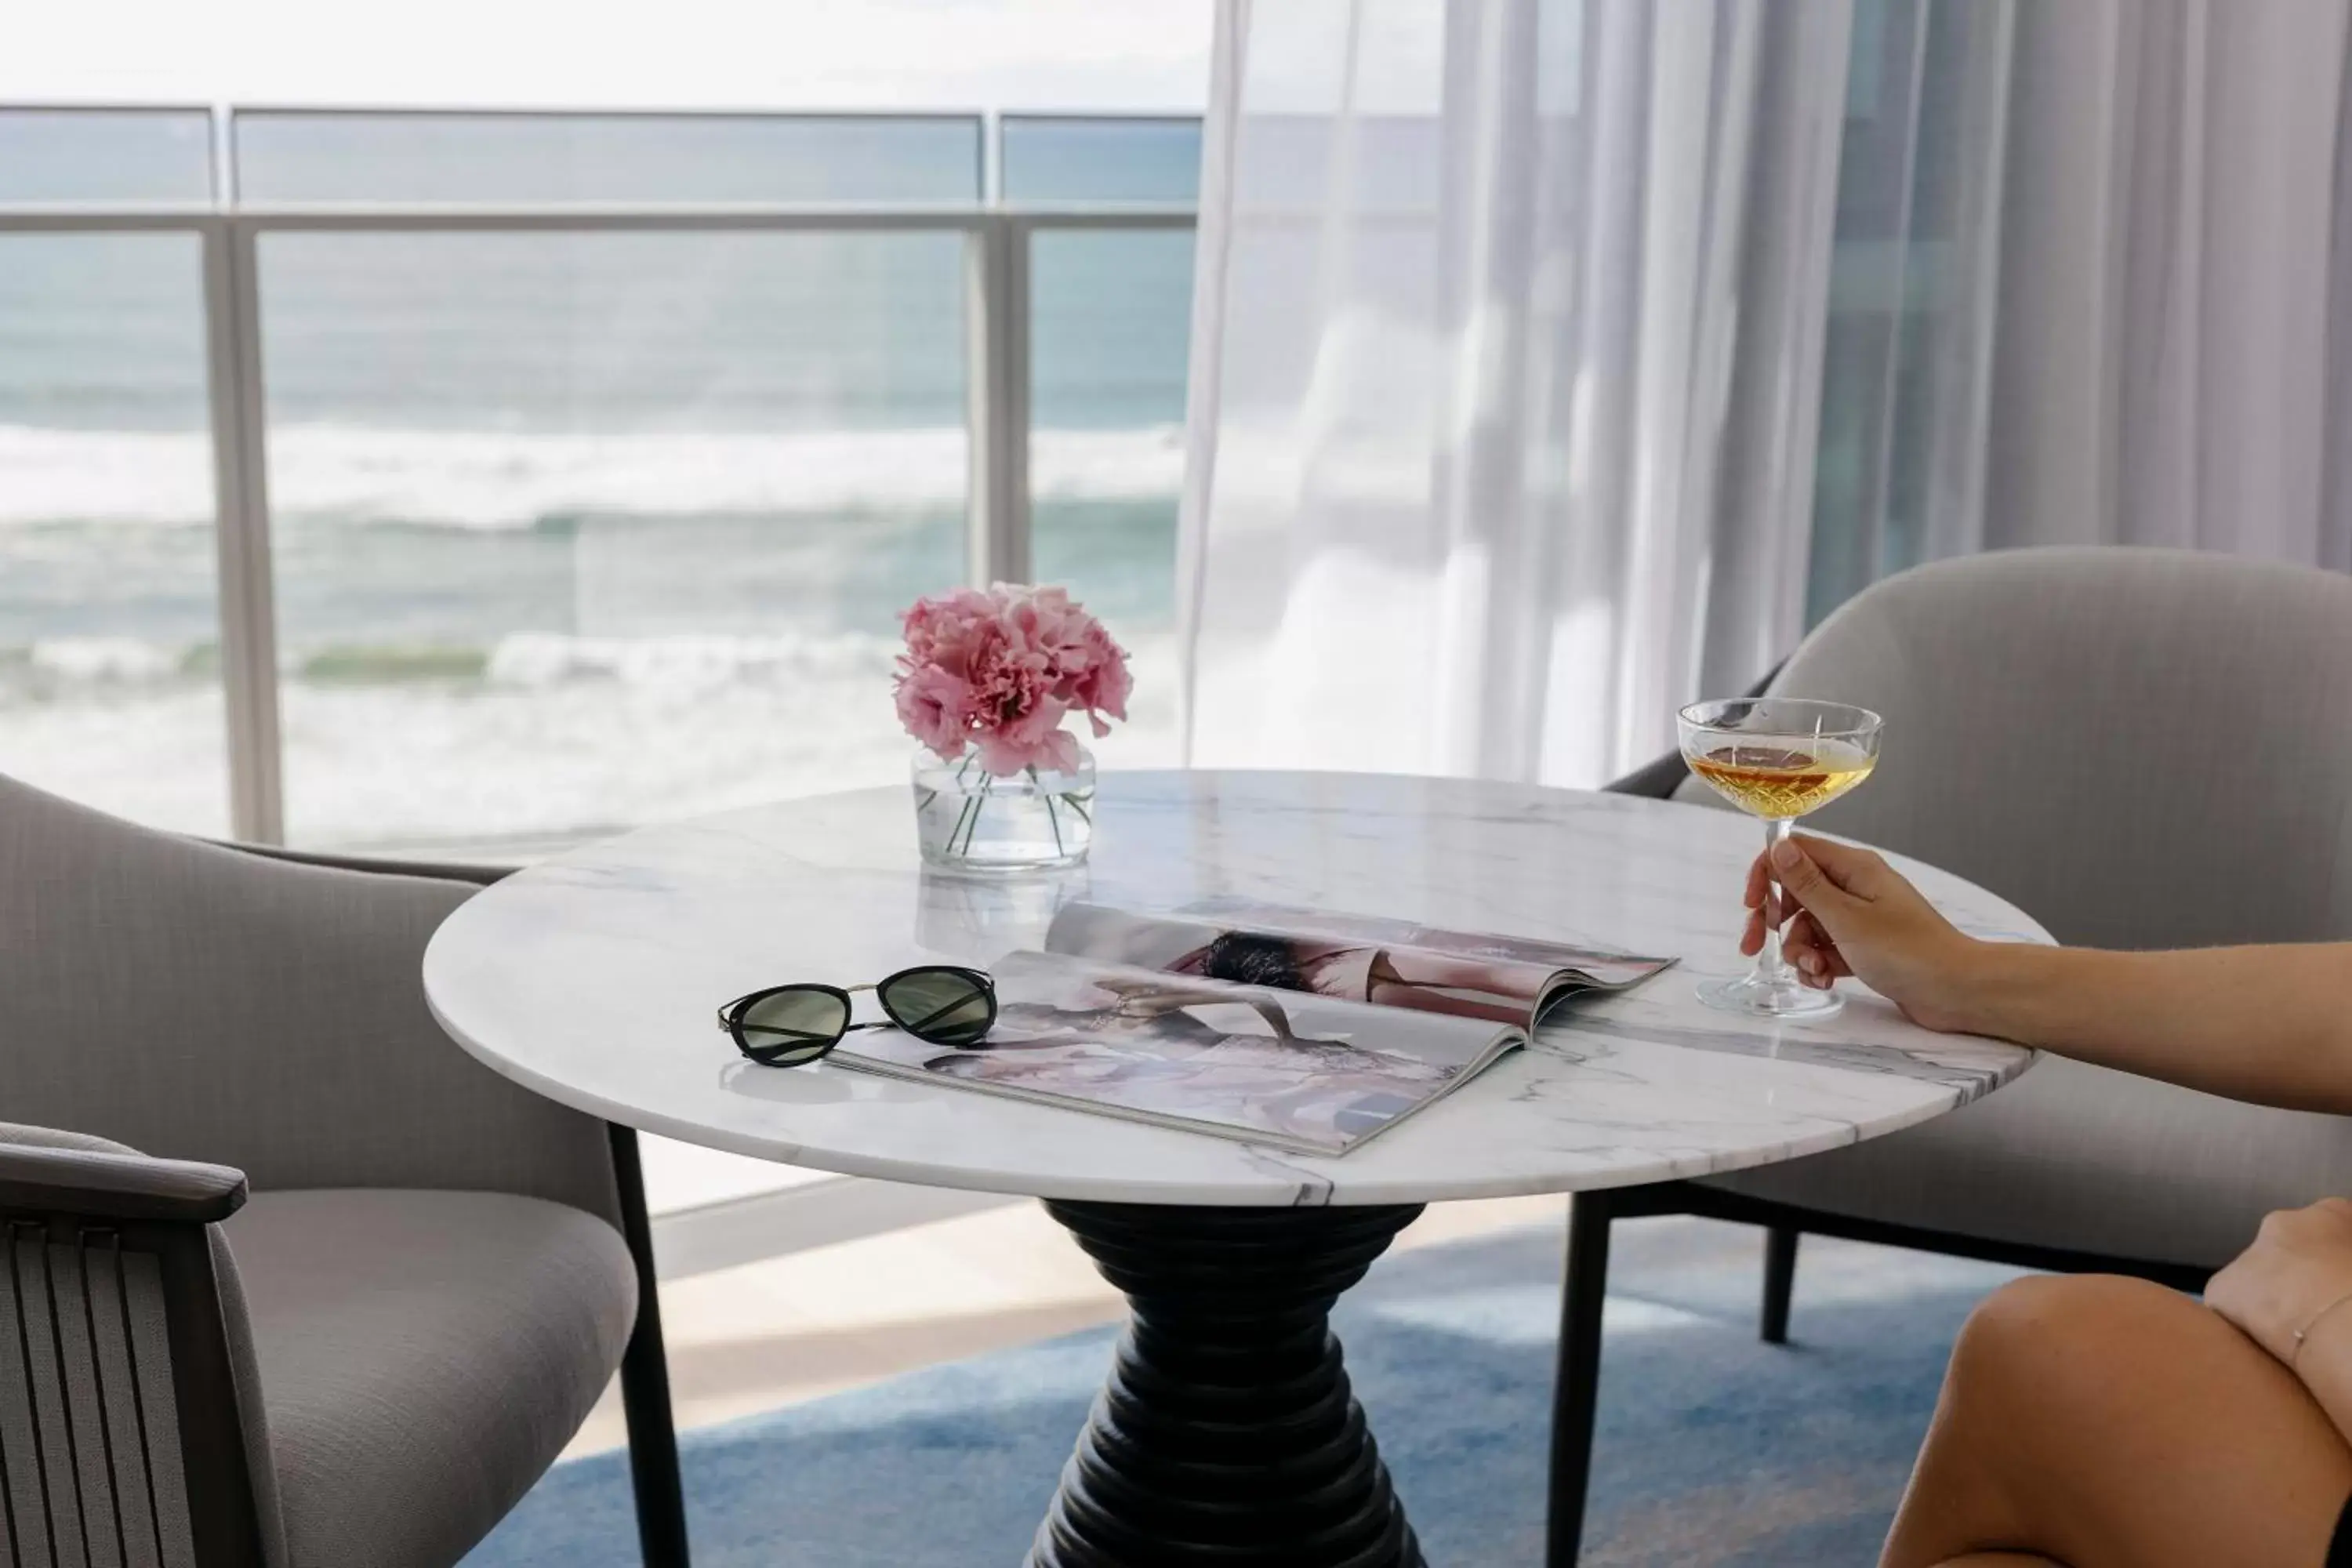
[224,1189,635,1568]
[1698,1053,2352,1272]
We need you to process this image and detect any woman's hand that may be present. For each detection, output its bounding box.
[2208,1200,2352,1366]
[1741,834,1987,1033]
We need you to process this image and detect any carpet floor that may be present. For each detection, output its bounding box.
[464,1215,2024,1567]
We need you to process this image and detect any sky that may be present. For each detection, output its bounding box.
[0,0,1216,111]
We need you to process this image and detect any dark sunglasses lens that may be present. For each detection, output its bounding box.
[879,968,993,1045]
[735,988,849,1065]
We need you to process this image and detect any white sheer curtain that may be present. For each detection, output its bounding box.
[1177,0,2352,785]
[1178,0,1864,785]
[1813,0,2352,612]
[1977,0,2352,568]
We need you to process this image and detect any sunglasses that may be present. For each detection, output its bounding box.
[718,964,997,1067]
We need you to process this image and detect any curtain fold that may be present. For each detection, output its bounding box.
[1979,0,2352,569]
[1801,0,2016,619]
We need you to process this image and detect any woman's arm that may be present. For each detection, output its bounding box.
[1752,834,2352,1115]
[1962,942,2352,1112]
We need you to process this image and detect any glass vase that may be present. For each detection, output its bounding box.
[911,742,1095,873]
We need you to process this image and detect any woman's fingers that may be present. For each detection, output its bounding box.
[1782,913,1851,984]
[1781,914,1823,966]
[1749,875,1855,989]
[1786,833,1889,896]
[1740,907,1766,956]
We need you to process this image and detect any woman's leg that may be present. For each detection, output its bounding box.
[1883,1274,2352,1568]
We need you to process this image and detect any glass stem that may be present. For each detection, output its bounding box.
[1752,816,1794,989]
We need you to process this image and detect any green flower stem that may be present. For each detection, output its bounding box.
[951,770,993,857]
[1035,765,1068,858]
[924,741,1094,864]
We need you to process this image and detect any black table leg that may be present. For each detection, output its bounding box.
[1030,1200,1427,1568]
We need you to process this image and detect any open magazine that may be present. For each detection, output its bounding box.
[826,904,1675,1157]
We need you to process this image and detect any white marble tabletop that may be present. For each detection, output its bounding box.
[423,771,2043,1207]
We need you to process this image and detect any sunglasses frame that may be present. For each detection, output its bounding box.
[718,964,998,1066]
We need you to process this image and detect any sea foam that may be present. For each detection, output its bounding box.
[0,629,1181,852]
[0,422,1185,529]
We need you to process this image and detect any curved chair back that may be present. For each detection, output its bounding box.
[1675,547,2352,948]
[0,771,619,1221]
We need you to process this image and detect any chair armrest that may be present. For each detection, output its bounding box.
[0,1134,281,1564]
[1605,659,1788,799]
[214,838,514,887]
[0,1142,247,1224]
[1603,749,1692,799]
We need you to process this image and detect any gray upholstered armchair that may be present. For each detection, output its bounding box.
[1547,546,2352,1564]
[0,775,688,1567]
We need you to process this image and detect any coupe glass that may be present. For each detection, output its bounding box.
[1677,697,1884,1020]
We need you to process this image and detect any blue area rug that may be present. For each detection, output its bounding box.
[464,1217,2023,1566]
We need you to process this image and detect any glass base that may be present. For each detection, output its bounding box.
[1695,972,1844,1021]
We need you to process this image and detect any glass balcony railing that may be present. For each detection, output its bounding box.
[0,227,229,830]
[234,111,985,206]
[0,108,215,205]
[0,108,1197,855]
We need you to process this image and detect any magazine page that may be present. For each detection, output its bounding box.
[1044,900,1674,1028]
[1181,898,1675,989]
[828,950,1521,1156]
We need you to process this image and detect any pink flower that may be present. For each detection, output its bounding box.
[894,663,975,761]
[1066,623,1133,735]
[975,696,1082,775]
[899,587,997,681]
[892,583,1134,775]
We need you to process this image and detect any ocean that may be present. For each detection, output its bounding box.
[0,116,1196,849]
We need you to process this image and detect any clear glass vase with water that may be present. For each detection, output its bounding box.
[912,743,1095,873]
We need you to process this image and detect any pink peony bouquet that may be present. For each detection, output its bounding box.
[894,584,1134,777]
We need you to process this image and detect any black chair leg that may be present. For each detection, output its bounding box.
[1760,1225,1800,1345]
[1547,1191,1614,1568]
[610,1123,692,1568]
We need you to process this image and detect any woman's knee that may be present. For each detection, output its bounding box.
[1962,1272,2186,1343]
[1943,1274,2193,1422]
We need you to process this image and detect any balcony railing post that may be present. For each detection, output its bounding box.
[965,213,1033,588]
[200,218,286,844]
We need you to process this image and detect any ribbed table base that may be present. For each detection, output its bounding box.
[1028,1200,1427,1568]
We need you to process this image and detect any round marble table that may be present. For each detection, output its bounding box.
[423,771,2043,1566]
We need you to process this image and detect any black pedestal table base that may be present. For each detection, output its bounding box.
[1029,1200,1428,1567]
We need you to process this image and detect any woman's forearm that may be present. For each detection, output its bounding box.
[1948,942,2352,1114]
